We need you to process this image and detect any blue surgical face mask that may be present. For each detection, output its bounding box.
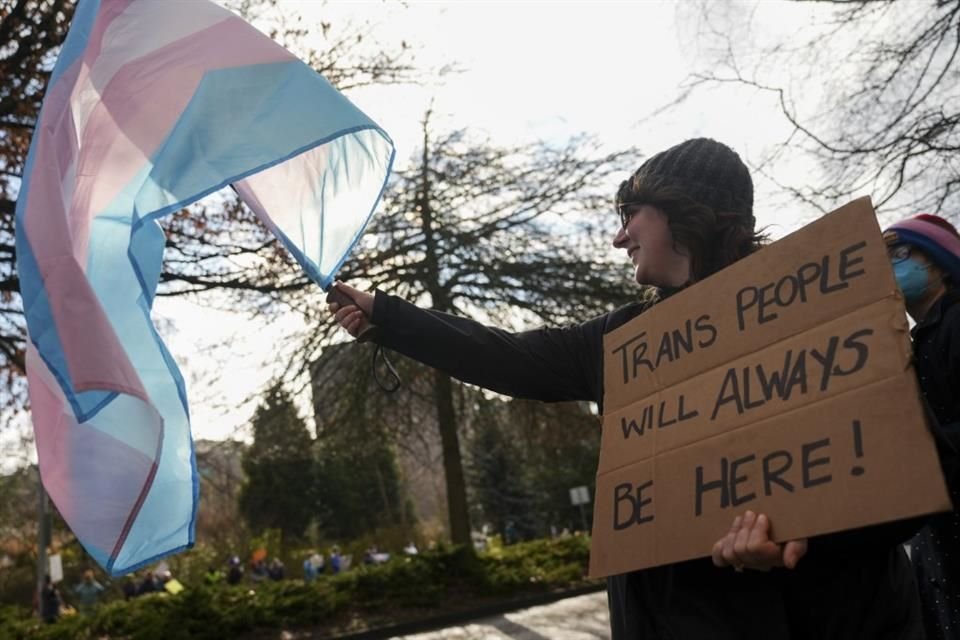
[893,257,932,303]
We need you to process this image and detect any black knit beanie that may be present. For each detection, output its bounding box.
[622,138,755,228]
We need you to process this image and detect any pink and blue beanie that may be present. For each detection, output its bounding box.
[884,214,960,284]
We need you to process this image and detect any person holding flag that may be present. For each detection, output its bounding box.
[330,137,926,639]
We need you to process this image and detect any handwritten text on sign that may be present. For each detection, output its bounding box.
[589,198,950,579]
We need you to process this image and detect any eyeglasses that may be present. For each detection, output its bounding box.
[617,201,645,229]
[888,244,912,264]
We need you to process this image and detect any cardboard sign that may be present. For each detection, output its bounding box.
[589,197,952,578]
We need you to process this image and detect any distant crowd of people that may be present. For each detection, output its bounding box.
[120,567,181,600]
[37,538,449,624]
[35,570,105,623]
[37,560,182,623]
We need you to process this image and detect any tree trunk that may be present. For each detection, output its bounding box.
[433,369,471,546]
[418,111,472,547]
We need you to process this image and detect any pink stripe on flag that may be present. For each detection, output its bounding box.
[30,355,156,559]
[20,52,147,399]
[70,15,296,262]
[20,0,116,262]
[23,15,293,396]
[21,60,84,267]
[81,0,136,67]
[42,254,150,398]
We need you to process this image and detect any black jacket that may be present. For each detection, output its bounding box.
[911,290,960,640]
[371,291,925,639]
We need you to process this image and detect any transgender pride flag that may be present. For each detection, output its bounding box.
[15,0,394,575]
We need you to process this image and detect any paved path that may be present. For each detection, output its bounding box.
[393,592,610,640]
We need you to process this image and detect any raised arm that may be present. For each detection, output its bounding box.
[328,281,608,404]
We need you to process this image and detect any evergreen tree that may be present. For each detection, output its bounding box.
[506,399,601,534]
[238,384,314,543]
[465,397,538,542]
[313,439,407,540]
[310,344,412,541]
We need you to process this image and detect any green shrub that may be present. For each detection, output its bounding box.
[476,535,590,595]
[0,536,597,640]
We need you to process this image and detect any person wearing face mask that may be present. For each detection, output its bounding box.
[884,214,960,640]
[329,138,927,639]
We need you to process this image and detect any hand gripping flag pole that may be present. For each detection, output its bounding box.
[16,0,394,575]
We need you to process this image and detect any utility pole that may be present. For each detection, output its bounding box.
[35,466,49,619]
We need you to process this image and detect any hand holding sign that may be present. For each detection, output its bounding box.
[711,511,808,571]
